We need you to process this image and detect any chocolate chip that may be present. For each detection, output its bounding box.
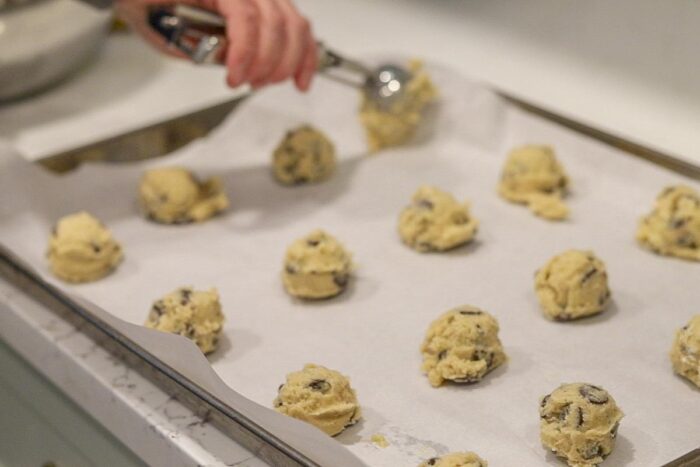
[417,199,434,210]
[307,239,320,247]
[577,407,584,427]
[459,309,483,316]
[274,399,283,408]
[151,301,165,316]
[333,273,349,288]
[541,394,551,408]
[438,350,447,360]
[159,194,169,203]
[678,234,698,249]
[579,384,609,404]
[427,458,439,466]
[670,218,687,229]
[184,324,196,338]
[285,264,297,274]
[180,288,192,305]
[278,384,284,391]
[580,444,603,460]
[91,243,101,253]
[471,349,493,368]
[581,267,597,284]
[308,379,331,393]
[611,421,620,439]
[559,403,571,421]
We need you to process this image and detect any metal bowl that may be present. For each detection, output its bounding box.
[0,0,112,101]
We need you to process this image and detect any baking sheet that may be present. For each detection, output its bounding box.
[1,63,699,467]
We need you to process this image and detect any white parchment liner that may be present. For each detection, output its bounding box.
[1,63,698,466]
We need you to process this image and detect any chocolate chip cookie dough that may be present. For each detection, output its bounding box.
[670,314,700,388]
[47,211,123,283]
[399,186,479,252]
[272,125,336,185]
[282,230,353,300]
[540,383,623,467]
[421,305,506,387]
[637,185,700,261]
[535,250,611,321]
[144,287,224,354]
[139,167,229,224]
[498,145,569,220]
[418,452,488,467]
[273,364,361,436]
[359,60,437,152]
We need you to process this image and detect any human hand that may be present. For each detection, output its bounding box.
[116,0,318,91]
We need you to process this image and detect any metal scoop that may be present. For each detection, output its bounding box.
[148,5,412,110]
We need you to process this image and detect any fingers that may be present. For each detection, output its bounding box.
[294,32,317,91]
[217,0,260,87]
[246,0,286,87]
[264,0,311,85]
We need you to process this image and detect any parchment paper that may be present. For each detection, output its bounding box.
[1,63,699,467]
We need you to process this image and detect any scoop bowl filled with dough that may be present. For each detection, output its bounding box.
[273,363,361,436]
[359,60,437,152]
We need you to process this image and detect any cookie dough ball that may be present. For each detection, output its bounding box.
[360,60,437,152]
[399,186,479,252]
[273,363,361,436]
[47,211,123,283]
[282,230,352,300]
[421,305,507,387]
[139,167,229,224]
[636,185,700,261]
[418,452,488,467]
[498,145,569,220]
[144,287,224,354]
[670,314,700,388]
[535,250,611,321]
[540,383,623,467]
[272,125,336,185]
